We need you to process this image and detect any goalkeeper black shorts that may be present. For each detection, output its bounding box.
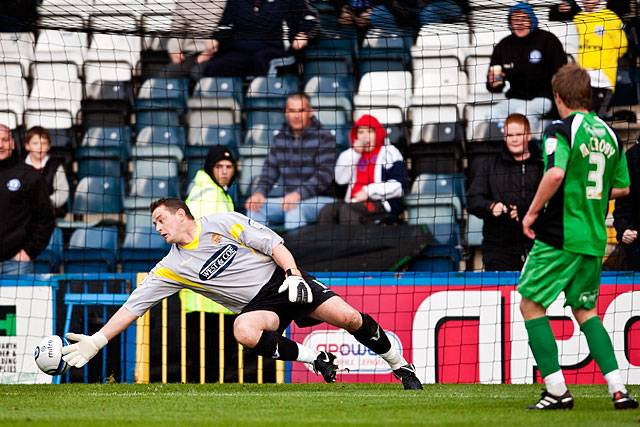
[240,268,337,332]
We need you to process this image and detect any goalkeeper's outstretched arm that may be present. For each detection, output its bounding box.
[62,306,139,368]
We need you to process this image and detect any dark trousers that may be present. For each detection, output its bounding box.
[592,87,614,117]
[203,48,287,77]
[318,200,387,225]
[482,245,528,272]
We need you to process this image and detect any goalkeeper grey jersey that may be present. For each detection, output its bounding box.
[123,212,284,316]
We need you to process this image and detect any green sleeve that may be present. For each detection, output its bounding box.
[545,132,571,171]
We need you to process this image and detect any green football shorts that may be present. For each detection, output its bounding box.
[518,240,601,310]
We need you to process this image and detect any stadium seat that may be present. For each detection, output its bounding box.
[132,158,180,179]
[412,23,471,67]
[63,226,119,273]
[0,32,35,77]
[245,110,286,130]
[86,14,141,72]
[354,71,412,112]
[0,63,28,126]
[119,228,170,272]
[410,220,463,271]
[23,111,75,149]
[34,17,88,70]
[72,176,124,215]
[409,104,460,143]
[359,31,412,77]
[193,77,243,105]
[136,77,189,114]
[76,148,123,179]
[136,125,186,148]
[187,124,240,151]
[464,103,505,142]
[244,124,281,147]
[413,56,467,104]
[124,177,180,210]
[125,211,154,233]
[408,141,464,177]
[237,146,269,196]
[26,62,83,123]
[466,214,484,247]
[245,76,299,110]
[405,173,465,226]
[34,228,64,273]
[135,109,181,132]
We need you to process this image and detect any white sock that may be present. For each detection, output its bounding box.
[296,343,319,364]
[544,370,568,396]
[604,370,627,396]
[379,348,407,370]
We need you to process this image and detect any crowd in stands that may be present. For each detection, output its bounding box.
[0,0,637,274]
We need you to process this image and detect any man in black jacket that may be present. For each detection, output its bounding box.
[612,141,640,270]
[202,0,318,77]
[485,2,567,135]
[0,125,55,275]
[468,113,543,271]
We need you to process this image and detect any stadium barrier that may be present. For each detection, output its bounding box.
[1,272,639,384]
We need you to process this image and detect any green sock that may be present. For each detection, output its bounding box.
[580,316,618,375]
[525,316,561,378]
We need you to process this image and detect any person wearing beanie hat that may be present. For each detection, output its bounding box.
[318,114,407,224]
[183,145,238,316]
[186,145,237,219]
[485,1,567,135]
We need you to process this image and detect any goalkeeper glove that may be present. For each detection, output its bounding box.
[61,332,108,368]
[278,275,313,304]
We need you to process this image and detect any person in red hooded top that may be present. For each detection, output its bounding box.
[318,114,407,224]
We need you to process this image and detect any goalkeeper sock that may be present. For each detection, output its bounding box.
[255,331,299,361]
[525,316,561,378]
[351,313,392,354]
[296,343,319,364]
[351,313,407,369]
[580,316,625,394]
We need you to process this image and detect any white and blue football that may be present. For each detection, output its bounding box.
[34,335,70,376]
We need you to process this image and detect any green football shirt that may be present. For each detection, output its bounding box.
[535,111,630,256]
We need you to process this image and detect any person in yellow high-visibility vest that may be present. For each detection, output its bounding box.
[573,0,628,115]
[183,146,237,314]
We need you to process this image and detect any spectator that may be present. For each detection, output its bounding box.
[0,0,38,32]
[23,126,70,218]
[203,0,318,77]
[185,145,237,219]
[0,125,55,274]
[162,0,228,81]
[573,0,628,116]
[468,113,543,271]
[318,114,406,224]
[184,146,237,321]
[486,2,567,135]
[549,0,630,22]
[335,1,468,34]
[245,93,336,230]
[612,141,640,270]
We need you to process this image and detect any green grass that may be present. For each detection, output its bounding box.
[0,384,638,426]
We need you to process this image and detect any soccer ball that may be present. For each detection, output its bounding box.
[34,335,70,376]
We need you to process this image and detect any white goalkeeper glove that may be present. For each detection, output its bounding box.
[278,275,313,304]
[61,332,108,368]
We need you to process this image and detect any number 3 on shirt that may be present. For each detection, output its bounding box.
[587,152,605,200]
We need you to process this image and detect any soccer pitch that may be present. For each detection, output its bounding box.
[0,384,638,426]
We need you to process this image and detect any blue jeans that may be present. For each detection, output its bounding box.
[419,0,463,26]
[0,260,34,275]
[247,196,334,230]
[370,1,463,33]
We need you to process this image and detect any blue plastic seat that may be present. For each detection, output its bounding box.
[124,177,180,211]
[245,76,300,110]
[135,109,181,133]
[75,150,123,179]
[187,124,240,150]
[135,77,189,113]
[136,125,186,148]
[72,176,124,215]
[193,77,243,105]
[35,228,64,273]
[119,227,169,272]
[63,226,119,272]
